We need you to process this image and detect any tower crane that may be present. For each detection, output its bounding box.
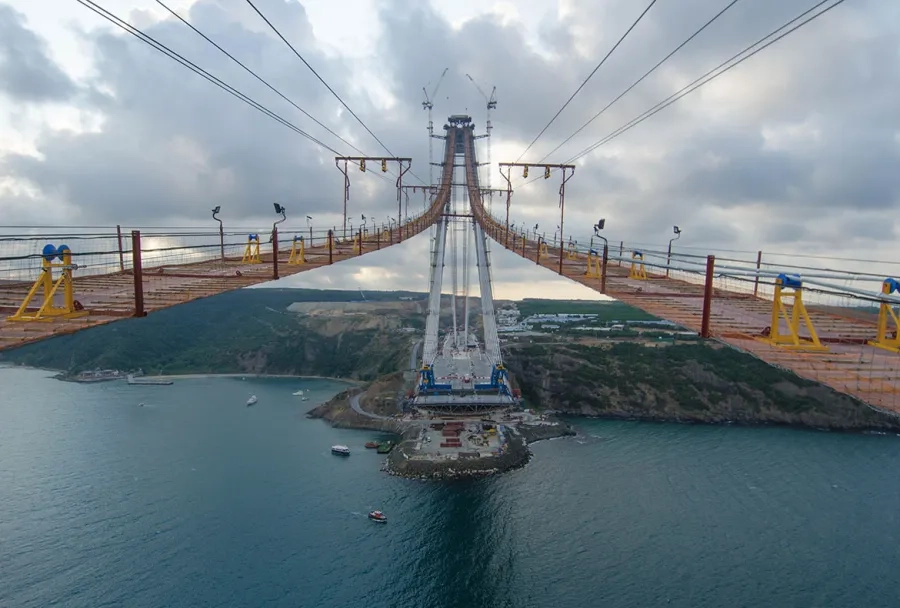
[465,74,497,188]
[422,67,449,192]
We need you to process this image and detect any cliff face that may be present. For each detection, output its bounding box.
[504,342,900,432]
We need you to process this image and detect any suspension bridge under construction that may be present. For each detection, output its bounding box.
[1,0,896,419]
[2,115,900,417]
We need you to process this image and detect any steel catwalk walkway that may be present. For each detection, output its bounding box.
[0,129,457,352]
[459,127,900,414]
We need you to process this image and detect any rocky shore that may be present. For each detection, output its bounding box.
[309,388,577,480]
[516,420,578,443]
[381,418,577,481]
[306,387,408,434]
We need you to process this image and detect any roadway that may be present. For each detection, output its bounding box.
[349,389,389,420]
[409,339,422,371]
[350,338,422,420]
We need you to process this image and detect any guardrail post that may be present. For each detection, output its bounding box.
[131,230,145,317]
[358,229,363,256]
[327,230,333,264]
[618,241,624,266]
[753,250,762,298]
[272,227,279,279]
[535,237,542,264]
[376,227,381,250]
[701,255,716,338]
[116,225,125,272]
[601,243,608,294]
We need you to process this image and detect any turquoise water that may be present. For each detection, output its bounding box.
[1,366,899,607]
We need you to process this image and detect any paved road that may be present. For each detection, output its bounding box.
[409,339,422,371]
[350,339,421,420]
[349,389,391,420]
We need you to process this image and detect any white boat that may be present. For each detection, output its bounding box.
[246,395,258,406]
[293,389,305,396]
[368,510,387,523]
[294,389,309,401]
[331,445,350,456]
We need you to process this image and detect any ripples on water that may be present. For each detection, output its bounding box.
[1,366,899,607]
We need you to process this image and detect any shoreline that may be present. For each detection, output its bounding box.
[10,364,895,434]
[147,373,361,384]
[310,394,900,438]
[553,408,900,434]
[1,364,362,386]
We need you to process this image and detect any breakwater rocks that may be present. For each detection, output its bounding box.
[383,418,575,481]
[309,386,578,480]
[383,428,531,481]
[517,420,577,443]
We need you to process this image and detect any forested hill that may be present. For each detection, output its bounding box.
[502,341,900,432]
[0,288,428,379]
[0,291,632,377]
[4,288,898,431]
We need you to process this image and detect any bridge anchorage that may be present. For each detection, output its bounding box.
[414,116,520,416]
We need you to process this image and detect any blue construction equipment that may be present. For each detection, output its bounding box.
[474,364,511,396]
[417,364,452,393]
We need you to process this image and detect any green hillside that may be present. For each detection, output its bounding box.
[0,288,424,379]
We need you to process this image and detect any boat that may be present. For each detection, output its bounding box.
[365,441,379,449]
[293,389,304,396]
[376,441,394,454]
[246,395,258,406]
[293,389,309,401]
[368,510,387,523]
[331,445,350,456]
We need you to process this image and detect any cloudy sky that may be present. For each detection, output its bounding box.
[1,0,897,299]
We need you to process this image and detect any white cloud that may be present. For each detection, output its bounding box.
[1,0,898,303]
